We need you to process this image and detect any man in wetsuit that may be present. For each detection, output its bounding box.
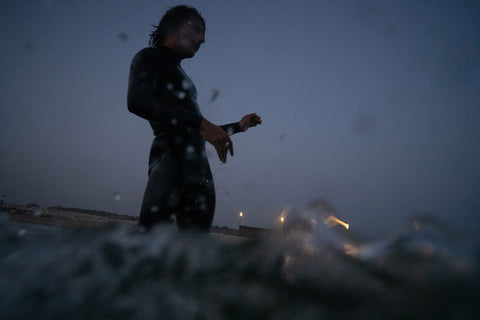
[127,6,261,231]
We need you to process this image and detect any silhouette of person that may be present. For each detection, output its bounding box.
[127,5,261,231]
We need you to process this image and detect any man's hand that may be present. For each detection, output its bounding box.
[199,118,233,163]
[239,113,262,132]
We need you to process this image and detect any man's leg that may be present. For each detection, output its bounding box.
[138,158,179,230]
[176,179,216,231]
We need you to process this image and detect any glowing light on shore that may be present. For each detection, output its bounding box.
[278,206,290,225]
[324,215,349,230]
[238,211,243,229]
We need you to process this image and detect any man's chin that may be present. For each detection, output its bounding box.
[180,50,196,59]
[187,52,196,58]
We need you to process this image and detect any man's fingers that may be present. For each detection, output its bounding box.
[215,139,233,163]
[199,119,236,163]
[252,114,262,125]
[216,145,226,163]
[226,137,234,156]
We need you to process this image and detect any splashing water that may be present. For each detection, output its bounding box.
[112,192,122,202]
[0,208,478,319]
[210,88,219,102]
[175,91,186,100]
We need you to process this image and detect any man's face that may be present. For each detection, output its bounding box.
[172,18,205,58]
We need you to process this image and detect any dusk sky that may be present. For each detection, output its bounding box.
[1,0,479,237]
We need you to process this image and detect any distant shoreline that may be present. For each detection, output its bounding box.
[0,203,262,239]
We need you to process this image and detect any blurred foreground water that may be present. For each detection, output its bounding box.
[0,208,479,320]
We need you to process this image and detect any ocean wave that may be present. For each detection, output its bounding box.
[0,210,478,319]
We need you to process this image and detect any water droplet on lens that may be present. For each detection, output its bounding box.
[17,229,26,237]
[113,192,122,201]
[118,32,128,42]
[150,206,159,213]
[166,83,174,91]
[210,88,219,102]
[182,79,191,90]
[171,118,178,125]
[34,209,43,217]
[177,91,186,99]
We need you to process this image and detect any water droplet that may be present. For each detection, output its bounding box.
[176,91,186,99]
[166,83,174,91]
[186,145,195,153]
[167,193,180,206]
[150,206,159,213]
[182,79,192,90]
[352,113,376,135]
[171,118,178,126]
[17,229,26,237]
[210,88,219,102]
[113,192,122,201]
[23,42,34,53]
[118,32,128,42]
[33,209,43,217]
[173,136,183,145]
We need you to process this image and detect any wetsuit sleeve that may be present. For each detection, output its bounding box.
[127,50,204,131]
[220,122,242,135]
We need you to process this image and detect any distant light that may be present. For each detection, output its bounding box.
[239,211,243,217]
[324,215,349,230]
[280,216,284,223]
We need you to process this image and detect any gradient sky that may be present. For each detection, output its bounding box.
[1,0,479,237]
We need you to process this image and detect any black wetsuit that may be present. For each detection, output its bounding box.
[127,46,241,230]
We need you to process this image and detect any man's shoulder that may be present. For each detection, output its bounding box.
[135,46,161,57]
[131,47,169,68]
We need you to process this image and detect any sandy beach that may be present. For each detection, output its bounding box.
[0,203,249,242]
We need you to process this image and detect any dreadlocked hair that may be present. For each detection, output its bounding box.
[149,5,205,48]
